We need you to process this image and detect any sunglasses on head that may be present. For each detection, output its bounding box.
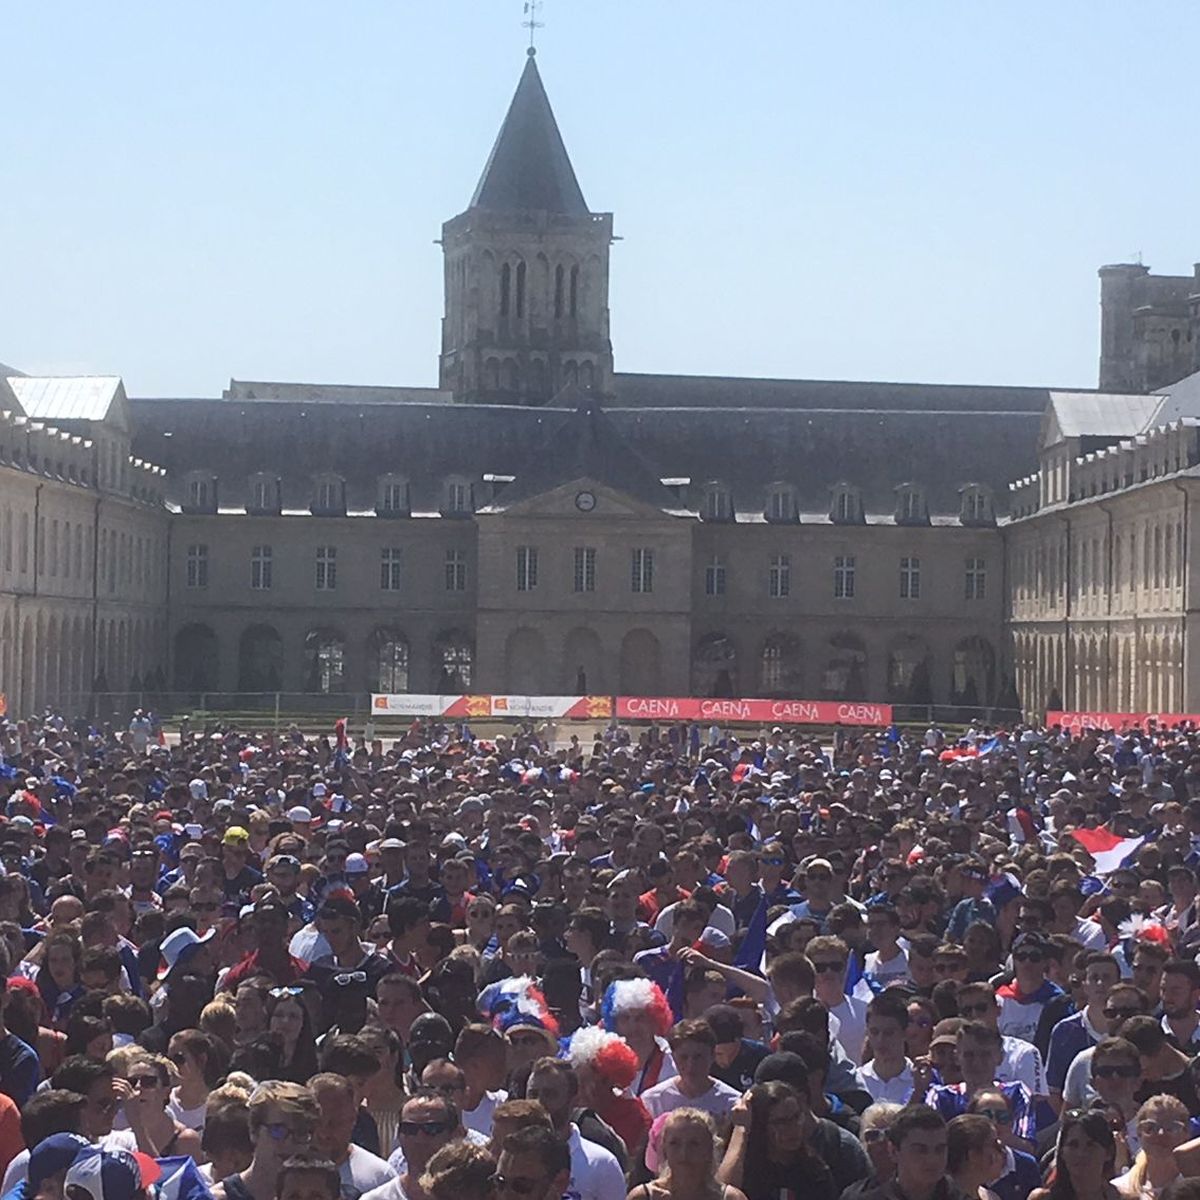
[333,971,368,987]
[269,986,304,999]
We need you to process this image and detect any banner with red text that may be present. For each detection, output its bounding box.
[371,694,613,719]
[614,696,892,725]
[1046,710,1200,733]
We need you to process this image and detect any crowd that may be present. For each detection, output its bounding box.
[1,709,1200,1200]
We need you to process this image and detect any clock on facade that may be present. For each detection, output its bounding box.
[575,491,597,512]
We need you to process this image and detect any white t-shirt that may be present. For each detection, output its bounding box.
[463,1090,507,1137]
[386,1131,489,1177]
[860,1059,915,1104]
[168,1088,207,1131]
[565,1125,626,1200]
[863,948,910,985]
[639,1076,741,1121]
[338,1145,395,1200]
[655,901,735,938]
[360,1178,410,1200]
[999,1035,1047,1096]
[828,994,869,1065]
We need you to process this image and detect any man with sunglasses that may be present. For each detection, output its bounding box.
[366,1091,462,1200]
[490,1126,570,1200]
[807,935,868,1066]
[212,1082,321,1200]
[1061,989,1148,1110]
[955,983,1047,1099]
[996,933,1063,1046]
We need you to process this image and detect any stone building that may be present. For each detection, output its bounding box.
[4,53,1200,720]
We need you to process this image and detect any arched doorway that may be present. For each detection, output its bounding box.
[950,636,996,706]
[691,632,737,697]
[368,629,409,693]
[504,628,547,694]
[563,627,605,693]
[238,625,283,692]
[303,629,345,693]
[887,635,932,703]
[821,632,867,700]
[759,633,802,697]
[619,629,662,695]
[173,624,218,691]
[434,631,473,691]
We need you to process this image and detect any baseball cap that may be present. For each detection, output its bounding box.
[65,1148,161,1200]
[222,827,249,848]
[29,1134,91,1191]
[378,838,405,851]
[344,853,369,875]
[287,807,313,824]
[317,895,361,923]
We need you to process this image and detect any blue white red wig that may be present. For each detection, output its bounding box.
[600,978,673,1036]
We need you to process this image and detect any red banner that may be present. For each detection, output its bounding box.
[1046,710,1200,732]
[615,697,892,726]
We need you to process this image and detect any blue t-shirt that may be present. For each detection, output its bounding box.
[0,1033,41,1107]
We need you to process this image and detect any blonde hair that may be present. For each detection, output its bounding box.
[1124,1094,1190,1193]
[658,1107,722,1189]
[199,998,237,1045]
[246,1081,320,1132]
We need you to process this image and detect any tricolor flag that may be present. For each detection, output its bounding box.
[1069,825,1145,875]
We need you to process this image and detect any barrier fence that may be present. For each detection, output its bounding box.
[1046,710,1200,732]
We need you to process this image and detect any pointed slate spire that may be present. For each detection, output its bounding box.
[470,51,589,216]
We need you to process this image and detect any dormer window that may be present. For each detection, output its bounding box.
[959,484,994,526]
[766,484,797,523]
[182,471,218,514]
[701,483,733,522]
[830,483,863,525]
[895,483,928,526]
[443,477,474,516]
[311,474,346,516]
[247,473,281,515]
[377,475,411,517]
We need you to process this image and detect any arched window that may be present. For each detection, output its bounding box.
[182,472,217,514]
[896,484,928,525]
[502,359,519,391]
[247,473,280,514]
[515,260,526,318]
[766,485,796,522]
[579,361,595,389]
[303,629,345,693]
[500,262,511,317]
[485,358,500,391]
[564,360,579,387]
[529,359,548,396]
[370,630,409,693]
[311,474,345,516]
[554,264,565,318]
[377,475,410,516]
[701,483,732,521]
[436,633,473,690]
[569,265,579,318]
[830,483,862,525]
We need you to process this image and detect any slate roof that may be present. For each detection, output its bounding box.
[612,372,1058,413]
[223,379,450,405]
[6,376,123,423]
[482,402,682,511]
[1044,391,1162,440]
[129,395,1040,518]
[469,53,590,217]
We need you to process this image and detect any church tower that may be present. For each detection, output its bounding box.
[439,50,614,405]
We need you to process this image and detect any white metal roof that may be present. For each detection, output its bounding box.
[6,376,122,422]
[1046,391,1162,439]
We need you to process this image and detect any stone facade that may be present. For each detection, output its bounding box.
[6,54,1200,721]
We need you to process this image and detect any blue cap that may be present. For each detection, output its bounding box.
[29,1134,91,1190]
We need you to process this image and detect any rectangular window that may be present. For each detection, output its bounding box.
[516,545,539,592]
[380,482,408,514]
[573,546,596,593]
[768,554,791,599]
[705,555,726,596]
[446,482,470,514]
[251,545,273,590]
[631,547,654,594]
[185,544,209,589]
[445,548,467,592]
[380,547,403,591]
[187,478,210,510]
[834,555,855,599]
[315,545,337,590]
[965,556,986,600]
[900,556,921,600]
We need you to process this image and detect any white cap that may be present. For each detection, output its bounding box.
[344,853,370,875]
[287,806,313,824]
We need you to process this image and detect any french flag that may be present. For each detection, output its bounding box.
[1069,825,1145,875]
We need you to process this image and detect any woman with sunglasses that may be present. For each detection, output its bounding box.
[1030,1109,1120,1200]
[212,1082,321,1200]
[264,986,319,1084]
[1114,1095,1190,1199]
[166,1029,227,1133]
[118,1050,203,1160]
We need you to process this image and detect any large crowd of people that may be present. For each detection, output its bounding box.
[2,709,1200,1200]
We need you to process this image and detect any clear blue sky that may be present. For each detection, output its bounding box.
[4,2,1198,397]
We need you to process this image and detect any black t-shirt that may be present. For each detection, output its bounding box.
[712,1038,771,1092]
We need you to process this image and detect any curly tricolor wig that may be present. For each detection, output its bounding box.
[600,978,674,1037]
[566,1026,640,1089]
[482,975,561,1040]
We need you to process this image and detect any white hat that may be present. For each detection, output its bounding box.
[344,853,370,875]
[158,926,216,979]
[287,806,313,824]
[188,779,208,800]
[311,783,327,798]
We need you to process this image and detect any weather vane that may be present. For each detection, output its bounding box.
[522,0,543,54]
